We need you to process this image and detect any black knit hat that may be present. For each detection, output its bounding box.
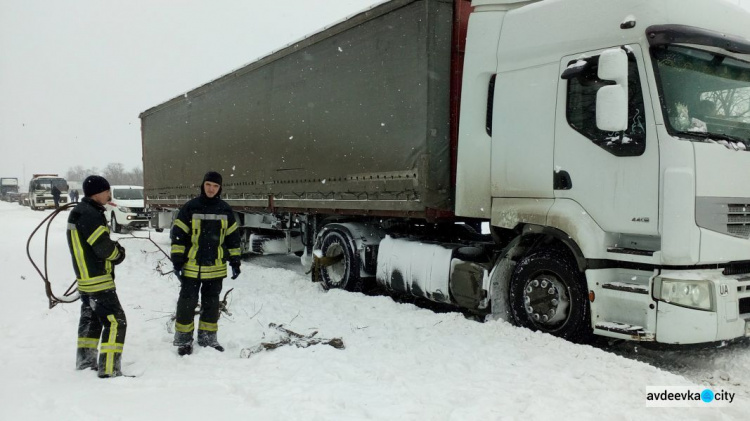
[82,175,110,197]
[203,171,222,186]
[201,171,223,197]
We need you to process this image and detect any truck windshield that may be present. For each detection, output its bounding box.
[653,44,750,150]
[114,189,144,200]
[33,178,68,191]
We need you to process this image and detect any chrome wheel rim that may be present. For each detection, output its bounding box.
[522,274,571,329]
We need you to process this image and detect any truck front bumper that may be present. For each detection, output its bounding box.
[654,271,750,344]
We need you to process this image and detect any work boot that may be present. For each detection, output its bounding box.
[174,330,194,356]
[197,330,224,352]
[76,347,98,371]
[177,344,193,356]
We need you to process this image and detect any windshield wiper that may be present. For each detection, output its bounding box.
[678,131,749,146]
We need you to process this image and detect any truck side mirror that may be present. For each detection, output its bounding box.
[596,48,628,132]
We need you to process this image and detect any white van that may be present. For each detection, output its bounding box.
[105,185,149,233]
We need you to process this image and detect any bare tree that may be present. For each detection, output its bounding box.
[705,88,750,119]
[127,166,144,185]
[102,163,127,185]
[66,165,87,182]
[66,163,142,185]
[66,166,101,182]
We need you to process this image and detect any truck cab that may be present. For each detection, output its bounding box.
[0,177,19,202]
[456,0,750,344]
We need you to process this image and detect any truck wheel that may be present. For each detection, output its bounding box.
[509,249,591,343]
[111,213,122,234]
[318,229,362,292]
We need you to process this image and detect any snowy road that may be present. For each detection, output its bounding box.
[1,200,748,420]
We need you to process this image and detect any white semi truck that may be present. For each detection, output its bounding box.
[142,0,750,344]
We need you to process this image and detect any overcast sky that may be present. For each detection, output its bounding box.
[0,0,381,186]
[1,0,749,188]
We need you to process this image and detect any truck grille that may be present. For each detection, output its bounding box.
[740,298,750,315]
[739,277,750,315]
[724,262,750,276]
[728,204,750,238]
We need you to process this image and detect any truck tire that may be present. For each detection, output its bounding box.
[318,229,362,292]
[509,249,591,343]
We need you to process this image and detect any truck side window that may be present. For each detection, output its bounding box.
[566,52,646,156]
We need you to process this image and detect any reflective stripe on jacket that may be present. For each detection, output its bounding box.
[170,195,241,280]
[66,197,122,293]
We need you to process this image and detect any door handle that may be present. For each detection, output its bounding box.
[554,170,572,190]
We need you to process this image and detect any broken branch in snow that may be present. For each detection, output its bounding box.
[289,310,300,324]
[306,254,344,283]
[240,323,345,358]
[219,288,234,316]
[248,303,263,320]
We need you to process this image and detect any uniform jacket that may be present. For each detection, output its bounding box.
[66,197,123,293]
[170,194,241,280]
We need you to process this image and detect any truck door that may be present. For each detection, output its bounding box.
[554,45,659,237]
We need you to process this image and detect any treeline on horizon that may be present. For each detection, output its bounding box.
[66,163,143,186]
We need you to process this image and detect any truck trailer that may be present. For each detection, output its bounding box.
[142,0,750,344]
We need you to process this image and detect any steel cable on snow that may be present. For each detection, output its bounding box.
[118,229,175,275]
[26,203,79,309]
[27,204,176,309]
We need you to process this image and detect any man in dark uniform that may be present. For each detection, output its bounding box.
[67,175,127,378]
[171,171,242,356]
[51,184,62,209]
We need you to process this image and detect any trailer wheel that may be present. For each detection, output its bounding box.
[319,229,362,292]
[509,249,591,343]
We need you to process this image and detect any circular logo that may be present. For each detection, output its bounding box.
[701,389,714,403]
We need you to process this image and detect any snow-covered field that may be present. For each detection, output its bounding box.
[1,200,749,420]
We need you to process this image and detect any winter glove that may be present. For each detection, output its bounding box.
[230,262,241,280]
[112,243,126,265]
[173,259,185,277]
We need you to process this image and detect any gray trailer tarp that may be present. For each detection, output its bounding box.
[141,0,454,216]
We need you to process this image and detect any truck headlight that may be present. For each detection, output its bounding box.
[654,278,714,311]
[120,207,132,213]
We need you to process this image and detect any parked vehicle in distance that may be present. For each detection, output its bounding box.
[105,185,149,233]
[0,177,19,201]
[18,192,29,207]
[28,174,68,210]
[5,191,20,204]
